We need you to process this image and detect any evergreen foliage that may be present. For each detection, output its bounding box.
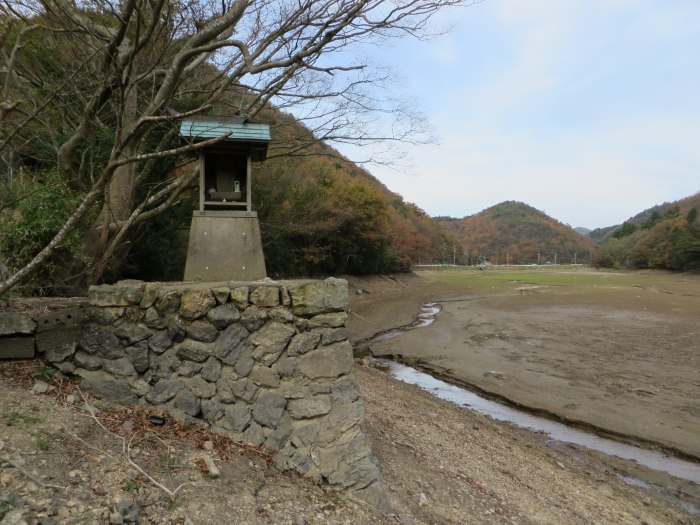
[592,193,700,271]
[612,221,637,239]
[0,170,89,294]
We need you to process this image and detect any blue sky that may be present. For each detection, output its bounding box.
[336,0,700,229]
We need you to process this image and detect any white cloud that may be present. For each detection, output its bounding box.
[371,105,700,228]
[335,1,700,229]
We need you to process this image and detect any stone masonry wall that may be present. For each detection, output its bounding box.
[40,278,389,509]
[0,299,88,361]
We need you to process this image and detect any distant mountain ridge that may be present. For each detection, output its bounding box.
[589,193,700,245]
[436,201,597,265]
[591,192,700,271]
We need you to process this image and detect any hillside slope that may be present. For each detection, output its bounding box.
[251,110,455,276]
[437,201,597,265]
[592,192,700,270]
[589,193,700,245]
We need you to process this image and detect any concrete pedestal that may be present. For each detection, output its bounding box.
[184,211,266,281]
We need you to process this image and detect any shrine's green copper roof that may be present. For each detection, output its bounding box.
[180,116,271,142]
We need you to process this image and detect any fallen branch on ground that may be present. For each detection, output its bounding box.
[9,457,66,490]
[67,388,192,498]
[629,388,658,395]
[347,309,381,327]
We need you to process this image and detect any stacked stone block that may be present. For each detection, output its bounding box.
[41,278,388,509]
[0,302,87,360]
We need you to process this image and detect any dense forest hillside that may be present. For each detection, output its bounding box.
[589,194,700,244]
[437,201,597,265]
[116,107,457,282]
[589,201,679,245]
[254,110,456,276]
[591,193,700,271]
[0,102,456,292]
[587,225,617,245]
[0,1,460,297]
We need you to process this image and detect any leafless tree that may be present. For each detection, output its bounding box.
[0,0,470,295]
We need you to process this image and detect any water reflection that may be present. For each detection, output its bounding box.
[381,359,700,484]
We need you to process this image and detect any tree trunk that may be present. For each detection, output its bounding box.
[63,63,140,294]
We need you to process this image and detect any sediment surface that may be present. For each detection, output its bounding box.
[366,269,700,461]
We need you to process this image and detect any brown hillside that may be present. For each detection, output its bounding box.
[249,107,456,275]
[437,201,598,265]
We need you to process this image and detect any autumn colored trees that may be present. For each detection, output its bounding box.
[593,196,700,271]
[254,156,453,277]
[438,201,598,265]
[0,0,466,296]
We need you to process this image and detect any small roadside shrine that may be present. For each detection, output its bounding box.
[179,115,271,281]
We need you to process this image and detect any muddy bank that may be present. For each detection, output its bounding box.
[365,271,700,462]
[343,273,466,346]
[345,270,700,517]
[4,355,695,524]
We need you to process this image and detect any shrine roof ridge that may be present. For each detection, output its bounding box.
[180,115,271,142]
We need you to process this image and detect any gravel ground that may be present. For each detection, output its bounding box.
[1,359,693,525]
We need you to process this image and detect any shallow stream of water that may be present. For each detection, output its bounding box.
[380,358,700,484]
[370,303,700,513]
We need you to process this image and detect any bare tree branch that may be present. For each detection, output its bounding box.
[0,0,468,295]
